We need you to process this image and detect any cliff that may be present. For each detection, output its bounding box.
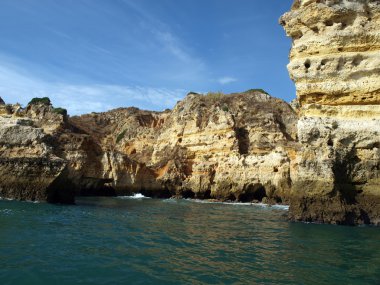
[0,99,73,203]
[69,90,298,202]
[1,0,379,226]
[0,91,298,204]
[281,0,380,225]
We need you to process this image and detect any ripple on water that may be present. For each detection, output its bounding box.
[0,209,13,215]
[0,197,379,285]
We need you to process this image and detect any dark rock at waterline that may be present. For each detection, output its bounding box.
[0,157,74,204]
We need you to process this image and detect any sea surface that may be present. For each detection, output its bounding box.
[1,195,380,285]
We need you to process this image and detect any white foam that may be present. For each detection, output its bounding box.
[271,204,290,210]
[26,200,40,204]
[117,193,151,199]
[185,199,289,210]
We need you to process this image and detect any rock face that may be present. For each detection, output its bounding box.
[0,91,297,204]
[281,0,380,225]
[2,0,378,226]
[70,90,298,203]
[0,102,73,203]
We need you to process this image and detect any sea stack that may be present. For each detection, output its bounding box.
[281,0,380,224]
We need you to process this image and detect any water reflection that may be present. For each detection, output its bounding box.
[0,198,379,285]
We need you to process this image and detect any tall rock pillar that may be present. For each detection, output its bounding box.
[281,0,380,225]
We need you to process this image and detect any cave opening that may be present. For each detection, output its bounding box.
[239,183,267,202]
[182,189,195,199]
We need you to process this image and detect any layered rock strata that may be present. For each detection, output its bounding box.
[281,0,380,225]
[0,100,73,203]
[2,0,378,226]
[0,91,298,204]
[69,90,298,203]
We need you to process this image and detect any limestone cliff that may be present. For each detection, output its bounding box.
[70,90,298,202]
[0,100,73,203]
[0,91,297,204]
[2,0,379,226]
[281,0,380,225]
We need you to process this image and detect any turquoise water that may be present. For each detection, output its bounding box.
[1,197,379,285]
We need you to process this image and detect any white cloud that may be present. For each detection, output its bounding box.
[0,63,185,115]
[218,76,237,85]
[121,0,205,68]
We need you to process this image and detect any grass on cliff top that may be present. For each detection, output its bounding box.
[244,89,269,95]
[203,89,269,101]
[203,92,225,102]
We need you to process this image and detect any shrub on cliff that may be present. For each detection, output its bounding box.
[52,107,68,116]
[222,105,229,112]
[116,130,127,143]
[28,97,51,106]
[187,91,200,96]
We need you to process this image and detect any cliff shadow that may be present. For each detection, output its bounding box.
[235,127,250,155]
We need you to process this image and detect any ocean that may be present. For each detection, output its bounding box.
[1,196,379,285]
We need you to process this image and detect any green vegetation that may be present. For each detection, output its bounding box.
[28,97,67,116]
[52,107,68,116]
[28,97,51,106]
[222,105,229,112]
[245,89,269,95]
[187,91,200,96]
[116,130,127,143]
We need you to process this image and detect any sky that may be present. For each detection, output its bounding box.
[0,0,295,115]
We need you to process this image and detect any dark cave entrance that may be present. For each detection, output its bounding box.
[239,183,267,202]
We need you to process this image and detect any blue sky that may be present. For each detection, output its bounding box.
[0,0,295,115]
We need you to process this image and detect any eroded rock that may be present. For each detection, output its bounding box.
[281,0,380,225]
[70,90,298,203]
